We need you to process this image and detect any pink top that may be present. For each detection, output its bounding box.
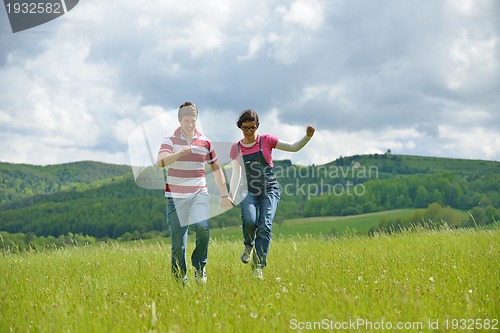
[230,134,279,167]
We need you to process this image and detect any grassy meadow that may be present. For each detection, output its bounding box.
[207,209,415,242]
[1,221,499,332]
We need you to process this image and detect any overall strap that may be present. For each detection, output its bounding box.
[238,135,261,154]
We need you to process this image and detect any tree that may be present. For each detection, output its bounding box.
[414,185,429,208]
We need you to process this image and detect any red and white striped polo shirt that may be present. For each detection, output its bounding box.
[158,127,217,198]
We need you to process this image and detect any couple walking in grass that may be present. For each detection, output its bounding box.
[157,102,315,283]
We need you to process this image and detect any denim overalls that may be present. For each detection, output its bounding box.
[238,137,281,267]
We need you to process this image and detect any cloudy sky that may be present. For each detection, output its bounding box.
[1,0,499,167]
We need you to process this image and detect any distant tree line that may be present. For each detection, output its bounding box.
[304,172,499,226]
[0,231,96,253]
[0,161,131,204]
[369,202,498,235]
[0,177,248,240]
[0,157,498,241]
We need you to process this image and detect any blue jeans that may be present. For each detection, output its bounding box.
[166,192,210,278]
[240,186,280,267]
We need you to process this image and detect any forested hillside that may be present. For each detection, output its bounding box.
[0,155,498,241]
[0,161,131,204]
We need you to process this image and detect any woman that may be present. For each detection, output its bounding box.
[229,109,315,279]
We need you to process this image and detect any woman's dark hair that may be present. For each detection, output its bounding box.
[236,109,259,129]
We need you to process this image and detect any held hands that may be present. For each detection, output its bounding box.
[220,196,234,209]
[306,125,316,137]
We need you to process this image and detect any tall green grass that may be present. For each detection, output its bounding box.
[208,209,415,242]
[1,227,499,332]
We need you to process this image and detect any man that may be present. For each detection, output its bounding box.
[157,102,233,284]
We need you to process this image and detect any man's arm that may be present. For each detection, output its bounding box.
[210,161,230,196]
[157,146,191,167]
[210,161,233,208]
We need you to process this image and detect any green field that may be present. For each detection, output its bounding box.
[1,224,499,332]
[208,209,451,241]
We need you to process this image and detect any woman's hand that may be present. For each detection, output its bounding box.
[306,125,316,137]
[220,197,234,209]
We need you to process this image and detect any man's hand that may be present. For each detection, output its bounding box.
[179,146,192,156]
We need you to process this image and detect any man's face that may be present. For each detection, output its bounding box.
[180,115,197,137]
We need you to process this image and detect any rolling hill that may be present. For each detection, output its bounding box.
[0,154,498,240]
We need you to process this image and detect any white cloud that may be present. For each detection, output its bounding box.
[446,0,474,15]
[0,41,105,142]
[155,18,226,59]
[277,0,325,31]
[0,0,499,165]
[447,31,498,90]
[237,34,266,61]
[438,125,500,160]
[0,29,143,163]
